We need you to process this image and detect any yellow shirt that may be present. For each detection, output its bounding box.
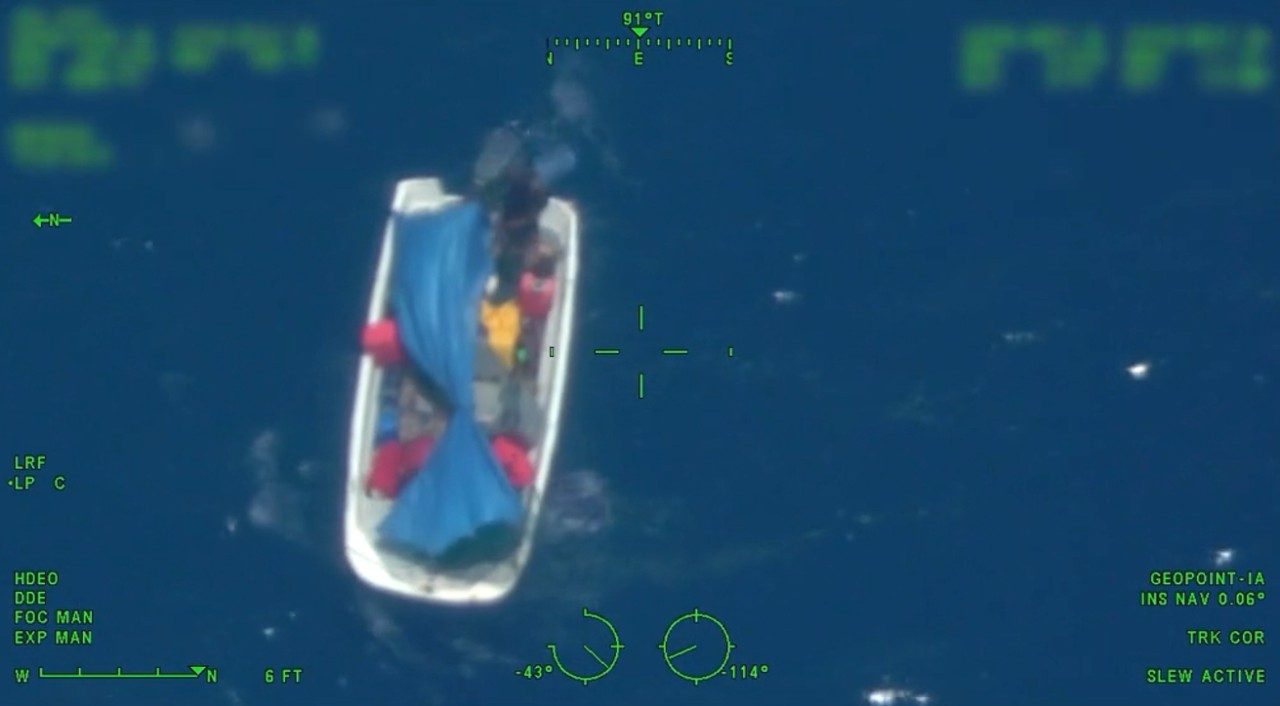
[480,299,521,368]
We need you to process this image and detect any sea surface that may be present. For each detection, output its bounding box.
[2,3,1277,705]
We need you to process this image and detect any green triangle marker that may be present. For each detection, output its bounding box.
[631,26,648,38]
[189,665,206,676]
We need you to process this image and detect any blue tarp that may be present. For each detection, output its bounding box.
[378,201,521,557]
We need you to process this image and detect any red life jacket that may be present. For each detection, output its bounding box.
[366,441,405,497]
[360,319,405,365]
[491,434,534,488]
[365,434,437,497]
[517,271,555,319]
[400,434,435,471]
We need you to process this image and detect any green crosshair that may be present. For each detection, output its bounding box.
[573,304,735,399]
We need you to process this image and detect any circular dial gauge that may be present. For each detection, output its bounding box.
[546,607,625,685]
[657,608,735,684]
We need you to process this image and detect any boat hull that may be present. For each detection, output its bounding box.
[343,177,578,604]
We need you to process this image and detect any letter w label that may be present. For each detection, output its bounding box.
[14,668,31,683]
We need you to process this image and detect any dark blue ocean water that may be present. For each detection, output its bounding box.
[3,3,1278,705]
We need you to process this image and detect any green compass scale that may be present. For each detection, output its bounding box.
[545,607,624,685]
[657,608,735,684]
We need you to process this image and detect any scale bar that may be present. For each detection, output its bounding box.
[39,672,196,679]
[638,372,645,399]
[661,348,688,355]
[38,665,208,679]
[594,348,621,355]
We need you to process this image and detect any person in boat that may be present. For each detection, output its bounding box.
[489,162,550,299]
[474,126,553,297]
[475,321,540,490]
[366,368,446,499]
[513,241,558,378]
[477,152,552,378]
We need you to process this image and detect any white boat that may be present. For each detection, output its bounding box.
[343,177,578,604]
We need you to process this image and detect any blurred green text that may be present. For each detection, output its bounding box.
[960,22,1273,93]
